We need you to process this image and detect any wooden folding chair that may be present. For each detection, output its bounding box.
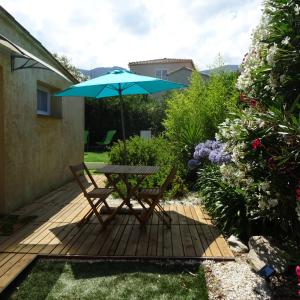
[136,167,176,226]
[69,163,113,227]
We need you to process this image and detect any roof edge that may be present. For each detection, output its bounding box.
[129,58,196,69]
[168,66,194,75]
[0,6,79,83]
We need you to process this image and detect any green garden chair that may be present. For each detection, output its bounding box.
[96,130,117,147]
[84,130,89,145]
[84,130,89,151]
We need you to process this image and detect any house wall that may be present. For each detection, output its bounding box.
[0,13,84,213]
[0,65,4,213]
[129,61,194,78]
[168,68,193,85]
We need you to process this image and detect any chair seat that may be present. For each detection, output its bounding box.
[96,141,108,146]
[87,188,113,197]
[138,188,161,198]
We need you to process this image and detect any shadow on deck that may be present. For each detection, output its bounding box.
[0,175,234,293]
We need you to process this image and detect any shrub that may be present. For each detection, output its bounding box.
[208,0,300,242]
[109,136,188,197]
[163,70,239,175]
[197,165,250,240]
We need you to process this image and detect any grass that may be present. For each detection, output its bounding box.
[7,261,208,300]
[84,151,110,163]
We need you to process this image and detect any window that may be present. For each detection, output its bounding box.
[155,69,168,80]
[37,87,50,115]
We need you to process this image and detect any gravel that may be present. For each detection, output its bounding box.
[105,192,273,299]
[203,254,271,300]
[163,193,203,206]
[105,192,202,207]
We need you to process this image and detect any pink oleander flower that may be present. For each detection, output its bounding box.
[251,138,263,150]
[296,188,300,201]
[250,99,257,107]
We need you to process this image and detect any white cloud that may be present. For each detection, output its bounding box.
[0,0,263,70]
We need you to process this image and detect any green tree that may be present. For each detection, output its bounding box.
[163,70,238,167]
[53,53,88,82]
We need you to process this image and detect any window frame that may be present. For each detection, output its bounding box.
[155,69,168,80]
[37,85,51,116]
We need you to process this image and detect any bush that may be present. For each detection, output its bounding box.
[163,70,239,175]
[208,0,300,242]
[109,136,188,197]
[197,165,250,240]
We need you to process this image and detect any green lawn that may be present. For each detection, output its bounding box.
[84,151,110,163]
[7,261,208,300]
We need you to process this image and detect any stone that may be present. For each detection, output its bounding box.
[227,235,249,253]
[248,236,289,274]
[247,249,266,272]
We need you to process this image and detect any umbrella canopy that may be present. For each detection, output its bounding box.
[56,69,186,145]
[57,69,185,98]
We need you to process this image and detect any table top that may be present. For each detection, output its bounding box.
[96,165,160,175]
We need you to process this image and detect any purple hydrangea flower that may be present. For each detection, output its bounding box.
[188,159,200,170]
[189,139,231,168]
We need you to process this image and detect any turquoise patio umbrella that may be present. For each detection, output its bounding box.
[56,69,185,144]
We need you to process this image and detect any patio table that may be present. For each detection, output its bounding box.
[96,165,160,225]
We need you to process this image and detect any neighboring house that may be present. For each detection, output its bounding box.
[0,6,84,213]
[128,58,196,85]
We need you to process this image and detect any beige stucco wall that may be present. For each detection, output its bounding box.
[129,61,194,78]
[0,11,84,213]
[168,68,192,85]
[0,65,4,213]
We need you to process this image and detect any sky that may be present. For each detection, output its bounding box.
[1,0,263,71]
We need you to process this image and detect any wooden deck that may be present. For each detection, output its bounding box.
[0,175,234,293]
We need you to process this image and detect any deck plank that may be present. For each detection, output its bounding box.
[0,175,235,294]
[124,225,141,256]
[0,253,36,293]
[147,225,158,257]
[180,225,196,257]
[171,225,184,257]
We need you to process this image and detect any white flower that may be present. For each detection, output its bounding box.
[281,36,290,45]
[266,43,278,66]
[296,202,300,221]
[246,177,254,185]
[279,74,286,83]
[269,73,278,88]
[268,198,278,207]
[258,200,267,210]
[295,4,300,15]
[215,133,221,141]
[260,181,270,192]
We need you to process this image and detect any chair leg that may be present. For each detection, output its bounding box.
[103,199,112,212]
[140,198,159,226]
[156,203,172,222]
[86,196,105,226]
[138,197,172,227]
[78,198,105,226]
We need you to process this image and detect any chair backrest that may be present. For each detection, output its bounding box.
[103,130,117,144]
[160,167,177,196]
[84,130,89,145]
[69,162,98,195]
[140,130,151,140]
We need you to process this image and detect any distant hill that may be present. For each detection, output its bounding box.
[79,66,127,79]
[201,65,240,76]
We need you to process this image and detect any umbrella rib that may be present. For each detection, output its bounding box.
[95,85,107,98]
[104,83,137,93]
[106,82,152,94]
[131,83,152,94]
[121,83,136,91]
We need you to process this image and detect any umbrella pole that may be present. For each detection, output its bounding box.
[118,88,127,162]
